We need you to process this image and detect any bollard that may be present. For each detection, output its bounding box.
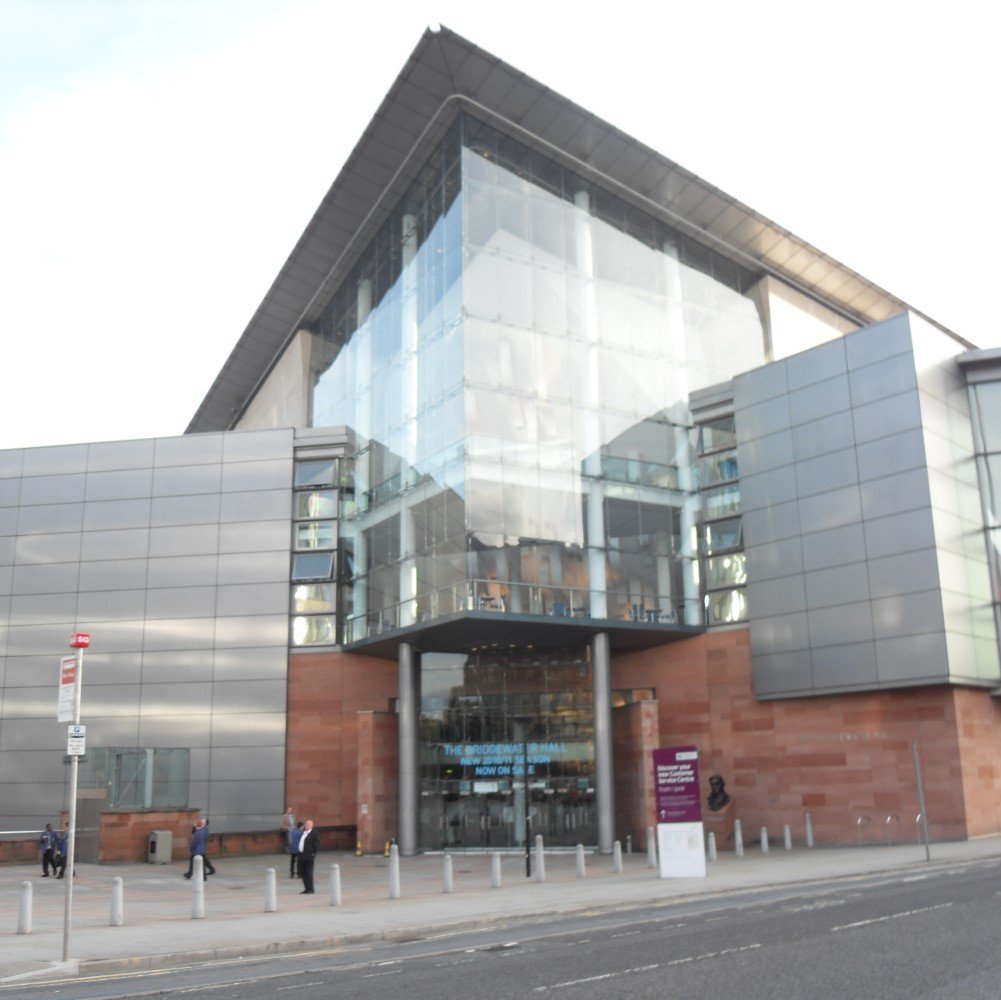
[760,827,769,854]
[265,867,277,913]
[575,843,586,878]
[110,876,124,927]
[805,812,814,849]
[330,863,342,906]
[17,881,32,934]
[490,851,502,889]
[626,833,632,855]
[192,856,205,919]
[388,843,401,899]
[783,824,792,851]
[707,831,717,861]
[612,839,623,873]
[534,834,546,883]
[734,819,744,857]
[443,854,454,894]
[646,826,657,869]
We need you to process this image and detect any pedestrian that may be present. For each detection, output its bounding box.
[55,821,69,878]
[298,819,318,894]
[39,823,57,877]
[183,818,217,879]
[281,806,295,852]
[289,820,304,879]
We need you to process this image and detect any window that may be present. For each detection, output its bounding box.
[291,551,335,581]
[295,490,336,519]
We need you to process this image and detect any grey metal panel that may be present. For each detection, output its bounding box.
[189,750,210,782]
[143,618,216,650]
[859,468,932,522]
[863,508,937,559]
[21,444,89,477]
[83,498,152,531]
[738,465,797,513]
[794,448,859,500]
[86,438,156,472]
[220,489,291,522]
[856,428,927,482]
[17,503,84,534]
[745,575,807,616]
[219,520,291,553]
[150,493,222,528]
[875,632,950,683]
[215,582,288,618]
[735,395,792,442]
[0,536,13,564]
[138,714,212,747]
[852,390,922,445]
[844,314,912,368]
[216,551,289,584]
[798,485,862,534]
[146,554,218,588]
[748,612,809,654]
[744,537,804,582]
[0,509,16,536]
[85,684,142,716]
[154,434,224,467]
[211,679,287,714]
[140,682,214,716]
[77,558,148,592]
[801,523,867,572]
[0,565,13,596]
[19,473,86,506]
[151,464,223,497]
[213,646,288,681]
[15,531,82,564]
[0,720,72,752]
[870,591,946,640]
[221,460,292,493]
[84,468,153,502]
[735,428,795,475]
[751,651,813,696]
[206,779,284,816]
[733,362,789,409]
[791,411,856,462]
[214,615,288,648]
[8,592,78,626]
[145,586,218,620]
[222,429,293,462]
[804,562,871,609]
[810,641,879,689]
[208,746,284,780]
[79,527,150,562]
[0,479,20,506]
[849,353,918,407]
[0,683,63,714]
[807,601,874,647]
[788,375,850,426]
[82,619,145,653]
[141,649,216,684]
[11,562,80,595]
[148,524,220,558]
[867,548,941,599]
[784,338,847,391]
[72,651,139,686]
[211,711,286,745]
[0,449,24,478]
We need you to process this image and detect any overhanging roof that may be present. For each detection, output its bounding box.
[188,25,972,434]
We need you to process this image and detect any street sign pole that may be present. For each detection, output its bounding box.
[62,632,89,963]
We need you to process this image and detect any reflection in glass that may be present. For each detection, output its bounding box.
[291,583,335,613]
[705,588,748,624]
[291,551,335,580]
[295,490,336,519]
[291,615,336,646]
[295,461,336,487]
[294,521,336,550]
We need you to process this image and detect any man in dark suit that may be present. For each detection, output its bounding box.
[298,819,318,894]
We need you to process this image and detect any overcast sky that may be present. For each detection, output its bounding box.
[2,0,996,451]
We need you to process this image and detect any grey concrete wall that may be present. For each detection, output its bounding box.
[736,313,999,698]
[0,428,293,832]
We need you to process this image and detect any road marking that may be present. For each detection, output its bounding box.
[902,876,928,882]
[277,983,324,991]
[611,930,640,938]
[533,944,761,991]
[783,899,846,913]
[831,902,952,931]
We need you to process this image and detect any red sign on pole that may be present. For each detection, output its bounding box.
[70,632,90,648]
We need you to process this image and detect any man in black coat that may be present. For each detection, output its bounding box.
[298,819,318,894]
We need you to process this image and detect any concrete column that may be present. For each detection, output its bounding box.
[592,632,615,854]
[398,642,419,856]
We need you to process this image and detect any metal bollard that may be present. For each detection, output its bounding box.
[330,863,342,906]
[388,843,401,899]
[491,851,502,888]
[575,843,586,878]
[110,876,124,926]
[534,834,546,883]
[192,856,205,919]
[443,854,454,894]
[265,867,277,912]
[734,819,744,857]
[707,831,717,861]
[17,881,32,934]
[612,839,623,873]
[784,824,792,851]
[646,826,657,868]
[760,827,769,854]
[805,812,814,848]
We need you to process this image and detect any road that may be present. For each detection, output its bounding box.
[7,857,1001,999]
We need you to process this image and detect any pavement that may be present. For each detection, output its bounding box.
[2,835,1001,984]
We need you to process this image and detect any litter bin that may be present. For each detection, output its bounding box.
[148,830,173,864]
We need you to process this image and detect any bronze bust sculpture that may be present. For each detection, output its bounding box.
[707,774,731,811]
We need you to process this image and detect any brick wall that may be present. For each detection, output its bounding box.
[612,700,659,847]
[356,710,399,853]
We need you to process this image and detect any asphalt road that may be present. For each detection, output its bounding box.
[9,858,1001,999]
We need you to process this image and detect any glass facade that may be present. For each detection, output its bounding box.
[313,116,766,642]
[970,380,1001,637]
[290,457,338,646]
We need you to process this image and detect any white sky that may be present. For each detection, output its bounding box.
[2,0,997,451]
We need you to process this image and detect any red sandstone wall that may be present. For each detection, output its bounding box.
[96,809,201,862]
[356,710,399,853]
[286,651,397,830]
[613,630,1001,845]
[612,700,659,846]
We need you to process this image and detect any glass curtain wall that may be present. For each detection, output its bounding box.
[970,380,1001,639]
[314,116,766,641]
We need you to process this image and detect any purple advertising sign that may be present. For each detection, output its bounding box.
[653,745,702,824]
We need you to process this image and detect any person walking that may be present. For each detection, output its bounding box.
[39,823,57,877]
[289,820,304,879]
[298,819,318,894]
[54,821,69,878]
[183,818,216,879]
[281,806,295,852]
